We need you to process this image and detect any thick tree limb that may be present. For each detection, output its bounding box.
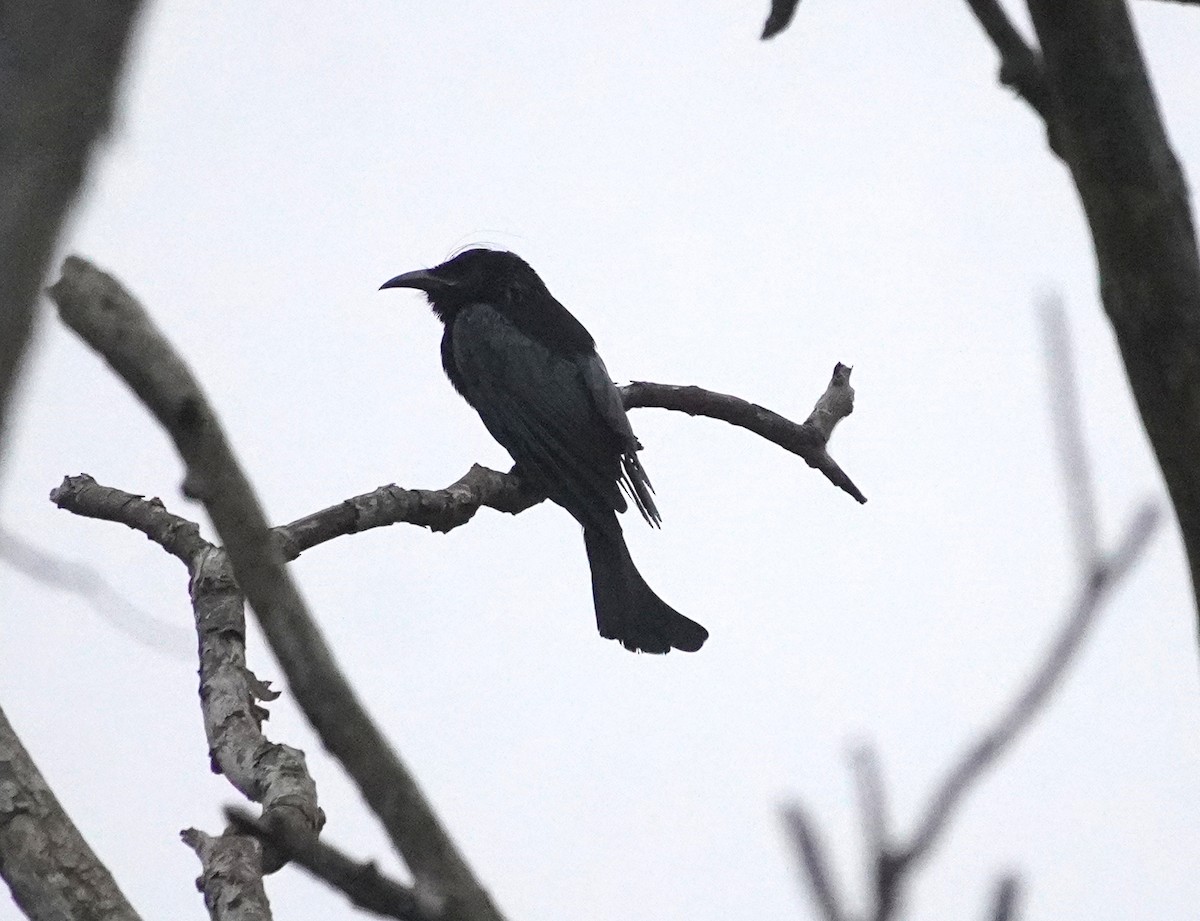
[0,0,142,462]
[1019,0,1200,643]
[228,808,433,921]
[48,260,506,921]
[181,828,272,921]
[0,702,142,921]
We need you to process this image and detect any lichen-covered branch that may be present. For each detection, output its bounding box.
[181,828,272,921]
[50,475,324,873]
[189,546,324,871]
[48,475,209,564]
[0,702,142,921]
[276,464,543,561]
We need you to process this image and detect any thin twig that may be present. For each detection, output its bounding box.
[901,503,1158,866]
[0,526,191,658]
[849,745,888,862]
[987,874,1021,921]
[1040,299,1100,568]
[783,304,1161,920]
[849,745,899,919]
[780,806,846,921]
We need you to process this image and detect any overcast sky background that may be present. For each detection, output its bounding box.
[3,2,1200,920]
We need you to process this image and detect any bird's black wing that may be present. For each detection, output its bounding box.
[580,353,660,527]
[450,303,629,532]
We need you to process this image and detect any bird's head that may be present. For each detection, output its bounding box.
[380,248,545,322]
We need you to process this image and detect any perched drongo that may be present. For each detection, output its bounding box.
[381,249,707,653]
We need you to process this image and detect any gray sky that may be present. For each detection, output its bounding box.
[3,2,1199,919]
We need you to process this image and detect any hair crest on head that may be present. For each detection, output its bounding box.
[443,230,525,262]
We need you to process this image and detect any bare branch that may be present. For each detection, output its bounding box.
[277,363,865,558]
[849,745,901,919]
[784,300,1161,920]
[190,546,324,870]
[48,260,505,921]
[1040,299,1100,568]
[49,475,210,563]
[779,805,846,921]
[0,1,142,457]
[849,745,889,860]
[0,702,142,921]
[760,0,801,40]
[181,828,272,921]
[49,476,323,868]
[785,502,1159,921]
[0,525,191,658]
[987,875,1021,921]
[961,0,1054,125]
[276,464,543,560]
[902,503,1159,866]
[1023,0,1200,643]
[622,363,866,503]
[228,808,433,921]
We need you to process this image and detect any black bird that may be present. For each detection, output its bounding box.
[381,249,708,653]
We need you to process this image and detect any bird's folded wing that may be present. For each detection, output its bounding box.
[452,304,627,530]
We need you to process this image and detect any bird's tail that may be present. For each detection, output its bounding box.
[583,526,708,654]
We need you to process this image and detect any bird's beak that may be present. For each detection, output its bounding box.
[379,268,446,292]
